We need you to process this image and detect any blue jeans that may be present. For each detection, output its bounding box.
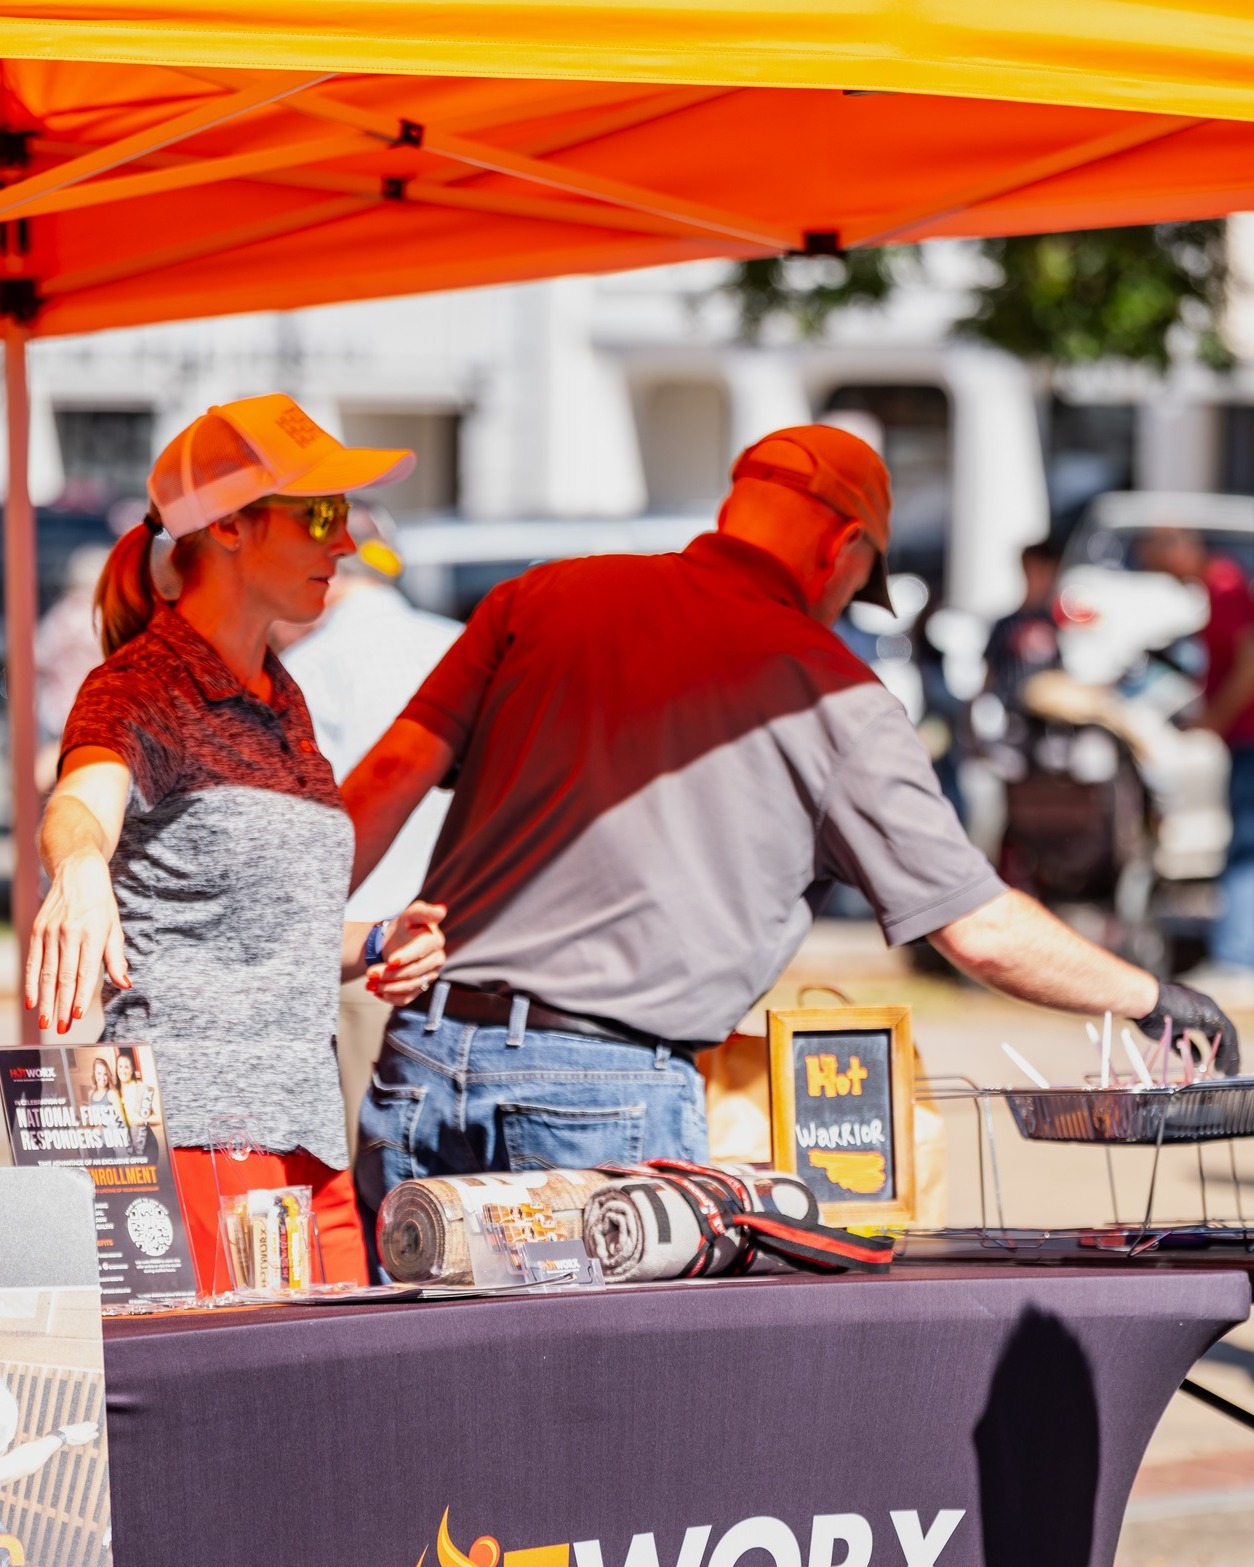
[1214,746,1254,969]
[355,1000,709,1273]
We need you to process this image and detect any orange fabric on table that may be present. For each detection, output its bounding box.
[171,1148,368,1292]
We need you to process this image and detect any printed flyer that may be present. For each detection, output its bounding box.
[0,1045,195,1304]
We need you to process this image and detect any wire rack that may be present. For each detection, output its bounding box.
[905,1074,1254,1260]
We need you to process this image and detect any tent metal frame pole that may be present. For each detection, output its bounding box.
[844,113,1198,248]
[4,324,39,1043]
[0,71,334,222]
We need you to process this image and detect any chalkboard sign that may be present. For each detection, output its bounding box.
[767,1006,915,1225]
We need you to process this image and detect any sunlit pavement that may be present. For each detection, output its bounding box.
[5,921,1254,1559]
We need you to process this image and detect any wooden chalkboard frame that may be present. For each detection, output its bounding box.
[767,1005,916,1225]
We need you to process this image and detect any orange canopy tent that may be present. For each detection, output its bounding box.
[1,4,1253,1025]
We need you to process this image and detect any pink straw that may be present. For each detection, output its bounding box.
[1160,1016,1173,1085]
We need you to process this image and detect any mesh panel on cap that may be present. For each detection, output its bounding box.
[149,413,263,511]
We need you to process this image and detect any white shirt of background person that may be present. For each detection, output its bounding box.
[280,571,461,920]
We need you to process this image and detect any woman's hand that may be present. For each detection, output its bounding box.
[366,900,448,1007]
[25,850,129,1033]
[26,751,131,1034]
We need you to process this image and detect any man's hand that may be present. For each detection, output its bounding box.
[366,900,448,1008]
[1134,981,1241,1076]
[25,850,128,1033]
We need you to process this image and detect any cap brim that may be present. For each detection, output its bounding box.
[851,552,895,614]
[275,446,415,496]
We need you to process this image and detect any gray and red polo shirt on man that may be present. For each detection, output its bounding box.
[61,604,352,1167]
[404,530,1005,1044]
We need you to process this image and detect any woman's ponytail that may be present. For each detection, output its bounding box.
[94,518,158,658]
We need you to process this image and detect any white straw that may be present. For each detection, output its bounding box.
[1161,1016,1173,1085]
[1202,1032,1223,1078]
[1001,1042,1051,1089]
[1120,1028,1154,1088]
[1085,1021,1101,1048]
[1100,1010,1112,1089]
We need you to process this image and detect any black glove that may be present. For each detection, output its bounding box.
[1134,981,1242,1077]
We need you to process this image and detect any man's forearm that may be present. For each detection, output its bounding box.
[342,719,455,891]
[929,889,1158,1019]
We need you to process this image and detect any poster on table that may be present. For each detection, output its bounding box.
[0,1044,195,1304]
[767,1006,916,1224]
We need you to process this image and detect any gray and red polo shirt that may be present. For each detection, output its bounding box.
[405,530,1005,1044]
[61,604,352,1167]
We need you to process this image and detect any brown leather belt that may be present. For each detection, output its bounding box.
[437,983,710,1060]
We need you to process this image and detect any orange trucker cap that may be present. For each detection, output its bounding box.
[731,424,894,612]
[148,393,416,540]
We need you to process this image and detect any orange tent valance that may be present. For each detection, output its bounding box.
[0,61,1250,339]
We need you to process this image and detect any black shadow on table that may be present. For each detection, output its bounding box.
[974,1305,1099,1567]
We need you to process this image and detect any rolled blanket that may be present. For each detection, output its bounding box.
[583,1165,818,1283]
[376,1169,605,1284]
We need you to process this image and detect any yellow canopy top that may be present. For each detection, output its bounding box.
[0,1,1252,119]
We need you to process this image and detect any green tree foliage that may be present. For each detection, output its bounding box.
[955,221,1231,370]
[716,222,1231,370]
[715,249,908,342]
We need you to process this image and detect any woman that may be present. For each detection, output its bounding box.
[114,1047,158,1159]
[87,1055,116,1109]
[25,394,446,1289]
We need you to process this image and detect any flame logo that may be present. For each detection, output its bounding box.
[434,1508,501,1567]
[423,1505,569,1567]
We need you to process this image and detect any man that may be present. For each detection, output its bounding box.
[344,427,1237,1235]
[983,540,1062,714]
[278,504,461,1151]
[1139,528,1254,986]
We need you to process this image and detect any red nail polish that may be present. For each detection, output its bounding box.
[72,1005,83,1020]
[38,1015,49,1029]
[56,1020,69,1035]
[120,977,132,990]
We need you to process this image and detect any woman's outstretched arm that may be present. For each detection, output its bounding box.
[26,746,131,1033]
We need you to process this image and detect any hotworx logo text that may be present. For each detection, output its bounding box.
[426,1504,967,1567]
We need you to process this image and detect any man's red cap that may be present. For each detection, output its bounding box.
[731,424,894,611]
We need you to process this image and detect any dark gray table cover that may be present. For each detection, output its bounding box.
[102,1265,1249,1567]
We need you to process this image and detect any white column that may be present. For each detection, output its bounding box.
[4,326,39,1041]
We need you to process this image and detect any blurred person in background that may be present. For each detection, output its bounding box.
[983,540,1062,715]
[277,504,461,1152]
[1140,528,1254,991]
[33,545,110,793]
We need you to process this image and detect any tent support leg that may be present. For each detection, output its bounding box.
[5,324,39,1043]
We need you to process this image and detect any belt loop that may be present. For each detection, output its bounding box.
[507,994,529,1048]
[423,979,450,1033]
[655,1043,671,1068]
